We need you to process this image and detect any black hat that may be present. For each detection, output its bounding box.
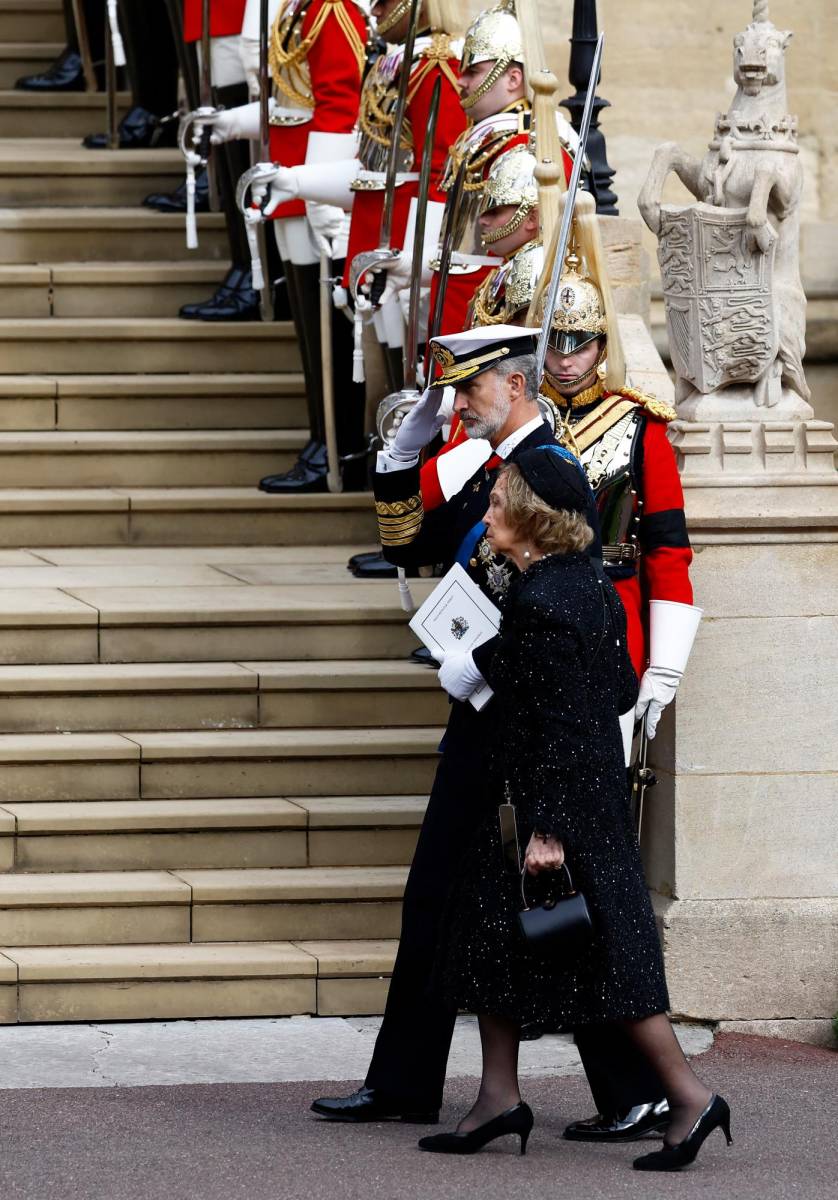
[515,445,595,513]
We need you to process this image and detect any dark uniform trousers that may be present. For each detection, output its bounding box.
[365,700,488,1108]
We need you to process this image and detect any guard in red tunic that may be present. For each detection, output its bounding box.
[193,0,368,488]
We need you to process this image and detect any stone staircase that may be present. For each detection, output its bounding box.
[0,0,442,1024]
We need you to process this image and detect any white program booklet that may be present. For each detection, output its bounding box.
[409,562,501,711]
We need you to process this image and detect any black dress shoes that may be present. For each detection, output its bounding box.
[179,267,260,322]
[347,550,382,572]
[564,1099,670,1142]
[84,105,176,150]
[144,169,209,214]
[634,1094,732,1172]
[418,1103,533,1155]
[16,49,85,92]
[350,550,397,580]
[410,646,440,668]
[311,1086,439,1124]
[260,441,328,494]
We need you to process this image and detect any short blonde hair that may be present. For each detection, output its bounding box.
[501,463,594,556]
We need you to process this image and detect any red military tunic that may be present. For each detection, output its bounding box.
[343,36,466,287]
[183,0,248,41]
[268,0,367,219]
[420,392,693,678]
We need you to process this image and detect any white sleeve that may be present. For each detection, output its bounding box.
[242,0,282,39]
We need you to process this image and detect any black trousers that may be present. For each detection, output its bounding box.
[365,702,667,1114]
[118,0,179,118]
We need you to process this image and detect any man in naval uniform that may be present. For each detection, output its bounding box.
[309,325,601,1124]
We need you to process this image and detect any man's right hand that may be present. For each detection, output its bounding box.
[389,386,446,462]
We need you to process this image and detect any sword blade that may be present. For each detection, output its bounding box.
[259,0,271,162]
[534,32,604,384]
[427,159,466,345]
[403,75,441,392]
[378,0,422,251]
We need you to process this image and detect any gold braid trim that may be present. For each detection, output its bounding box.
[617,386,677,423]
[375,493,424,547]
[270,0,365,109]
[470,268,506,327]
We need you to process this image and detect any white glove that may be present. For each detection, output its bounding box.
[437,650,485,702]
[204,100,266,144]
[636,599,703,737]
[635,668,681,739]
[306,200,347,252]
[368,197,444,305]
[362,251,410,306]
[239,36,260,99]
[390,386,446,461]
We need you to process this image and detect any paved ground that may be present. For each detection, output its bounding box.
[0,1028,835,1199]
[0,1015,713,1088]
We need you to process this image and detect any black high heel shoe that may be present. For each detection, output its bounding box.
[418,1102,533,1156]
[633,1094,732,1171]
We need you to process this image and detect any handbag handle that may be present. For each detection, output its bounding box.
[520,862,576,911]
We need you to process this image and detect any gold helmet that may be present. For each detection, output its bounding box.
[460,2,523,110]
[479,144,538,244]
[529,190,626,392]
[550,252,608,354]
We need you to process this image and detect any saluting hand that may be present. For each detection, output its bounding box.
[524,834,565,876]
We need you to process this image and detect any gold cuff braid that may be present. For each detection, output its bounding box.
[375,493,424,547]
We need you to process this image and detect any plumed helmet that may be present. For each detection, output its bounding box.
[479,144,538,244]
[460,3,523,109]
[549,252,608,354]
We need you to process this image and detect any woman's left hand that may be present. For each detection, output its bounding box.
[524,834,565,876]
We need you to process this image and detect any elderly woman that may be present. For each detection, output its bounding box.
[422,447,730,1173]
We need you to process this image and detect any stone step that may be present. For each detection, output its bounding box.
[0,728,439,799]
[0,658,444,731]
[0,262,234,320]
[0,140,183,207]
[0,207,228,262]
[0,318,299,375]
[65,581,433,662]
[0,938,397,1022]
[0,373,306,432]
[0,489,378,547]
[0,429,304,487]
[0,1,64,44]
[0,869,192,947]
[0,91,130,137]
[0,42,63,88]
[180,865,408,943]
[0,795,426,871]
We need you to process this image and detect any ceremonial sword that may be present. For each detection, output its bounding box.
[532,33,604,382]
[426,158,467,346]
[236,0,277,311]
[179,0,222,248]
[375,75,442,447]
[348,0,422,303]
[104,0,126,150]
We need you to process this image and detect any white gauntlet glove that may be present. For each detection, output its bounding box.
[635,600,703,738]
[205,100,267,144]
[306,201,348,254]
[389,386,446,462]
[438,650,485,703]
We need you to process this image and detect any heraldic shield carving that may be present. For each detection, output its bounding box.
[657,202,778,394]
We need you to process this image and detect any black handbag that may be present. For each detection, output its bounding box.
[517,862,593,953]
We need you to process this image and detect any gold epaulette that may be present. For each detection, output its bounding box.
[619,387,677,423]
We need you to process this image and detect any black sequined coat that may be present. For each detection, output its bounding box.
[436,552,671,1026]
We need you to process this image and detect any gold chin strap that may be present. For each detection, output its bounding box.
[461,54,513,110]
[542,372,604,411]
[376,0,412,36]
[481,200,534,243]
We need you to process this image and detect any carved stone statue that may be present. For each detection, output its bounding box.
[638,0,809,419]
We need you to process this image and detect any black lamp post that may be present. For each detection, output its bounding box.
[560,0,618,214]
